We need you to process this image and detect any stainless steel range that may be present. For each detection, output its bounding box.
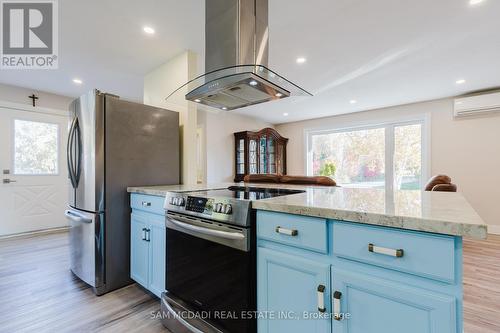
[161,186,304,333]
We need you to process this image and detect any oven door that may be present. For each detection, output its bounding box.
[165,212,256,333]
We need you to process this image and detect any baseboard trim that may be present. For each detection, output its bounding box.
[488,224,500,235]
[0,226,69,240]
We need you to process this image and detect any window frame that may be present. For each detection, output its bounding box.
[305,114,431,190]
[12,118,61,176]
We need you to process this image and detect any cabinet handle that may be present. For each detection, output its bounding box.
[145,228,151,242]
[142,201,152,207]
[317,284,326,313]
[275,226,298,236]
[368,243,404,258]
[333,291,342,321]
[141,228,147,240]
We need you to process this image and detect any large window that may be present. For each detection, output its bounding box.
[14,119,59,175]
[307,119,427,190]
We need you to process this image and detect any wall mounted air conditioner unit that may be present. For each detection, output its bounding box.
[454,91,500,118]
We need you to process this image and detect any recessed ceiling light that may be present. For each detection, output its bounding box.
[350,99,357,104]
[72,78,82,84]
[456,79,466,84]
[275,92,283,97]
[469,0,485,5]
[296,57,306,64]
[249,80,258,86]
[194,99,201,103]
[143,26,155,34]
[283,112,289,116]
[221,107,228,110]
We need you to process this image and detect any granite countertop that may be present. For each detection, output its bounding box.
[127,183,487,239]
[127,183,235,196]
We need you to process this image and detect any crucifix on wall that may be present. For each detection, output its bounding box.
[29,94,39,107]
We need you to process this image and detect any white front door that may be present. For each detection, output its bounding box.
[0,105,69,236]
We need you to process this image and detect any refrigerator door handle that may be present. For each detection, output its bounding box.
[67,118,77,188]
[73,118,82,186]
[65,209,93,223]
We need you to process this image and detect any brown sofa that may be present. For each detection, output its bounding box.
[424,175,457,192]
[243,174,337,187]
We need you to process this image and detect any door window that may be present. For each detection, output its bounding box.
[14,119,59,175]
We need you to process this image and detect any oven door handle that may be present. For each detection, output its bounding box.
[167,217,245,240]
[162,297,205,333]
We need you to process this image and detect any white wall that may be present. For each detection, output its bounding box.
[275,98,500,231]
[0,83,73,110]
[144,51,198,184]
[201,110,273,183]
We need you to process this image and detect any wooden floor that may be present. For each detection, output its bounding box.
[463,234,500,333]
[0,231,499,333]
[0,232,166,333]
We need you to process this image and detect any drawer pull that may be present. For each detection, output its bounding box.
[142,228,147,240]
[317,284,326,313]
[368,243,404,258]
[142,201,152,207]
[275,226,298,236]
[333,291,342,321]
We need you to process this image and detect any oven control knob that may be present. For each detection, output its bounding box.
[224,204,232,215]
[169,197,174,205]
[173,197,180,206]
[179,197,185,206]
[216,203,223,213]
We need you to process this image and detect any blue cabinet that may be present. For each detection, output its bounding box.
[148,215,166,297]
[331,269,456,333]
[130,193,166,298]
[256,211,463,333]
[131,214,149,287]
[258,247,331,333]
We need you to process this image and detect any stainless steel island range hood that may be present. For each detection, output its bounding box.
[166,0,312,111]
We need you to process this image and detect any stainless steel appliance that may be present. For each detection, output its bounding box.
[162,186,304,333]
[66,89,179,295]
[165,0,312,111]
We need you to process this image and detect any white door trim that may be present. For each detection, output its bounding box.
[0,99,69,117]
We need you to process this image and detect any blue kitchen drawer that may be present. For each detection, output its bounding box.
[130,193,166,215]
[257,210,328,253]
[332,221,456,283]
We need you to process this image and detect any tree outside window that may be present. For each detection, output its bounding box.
[14,119,59,175]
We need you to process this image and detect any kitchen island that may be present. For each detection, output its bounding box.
[128,183,486,333]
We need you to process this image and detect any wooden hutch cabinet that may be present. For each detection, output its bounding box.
[234,128,288,182]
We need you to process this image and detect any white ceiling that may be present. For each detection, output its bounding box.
[0,0,205,102]
[1,0,499,124]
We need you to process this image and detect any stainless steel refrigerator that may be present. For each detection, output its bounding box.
[65,89,179,295]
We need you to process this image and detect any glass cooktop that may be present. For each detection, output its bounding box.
[201,186,305,201]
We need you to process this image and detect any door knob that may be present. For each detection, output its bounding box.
[2,179,17,184]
